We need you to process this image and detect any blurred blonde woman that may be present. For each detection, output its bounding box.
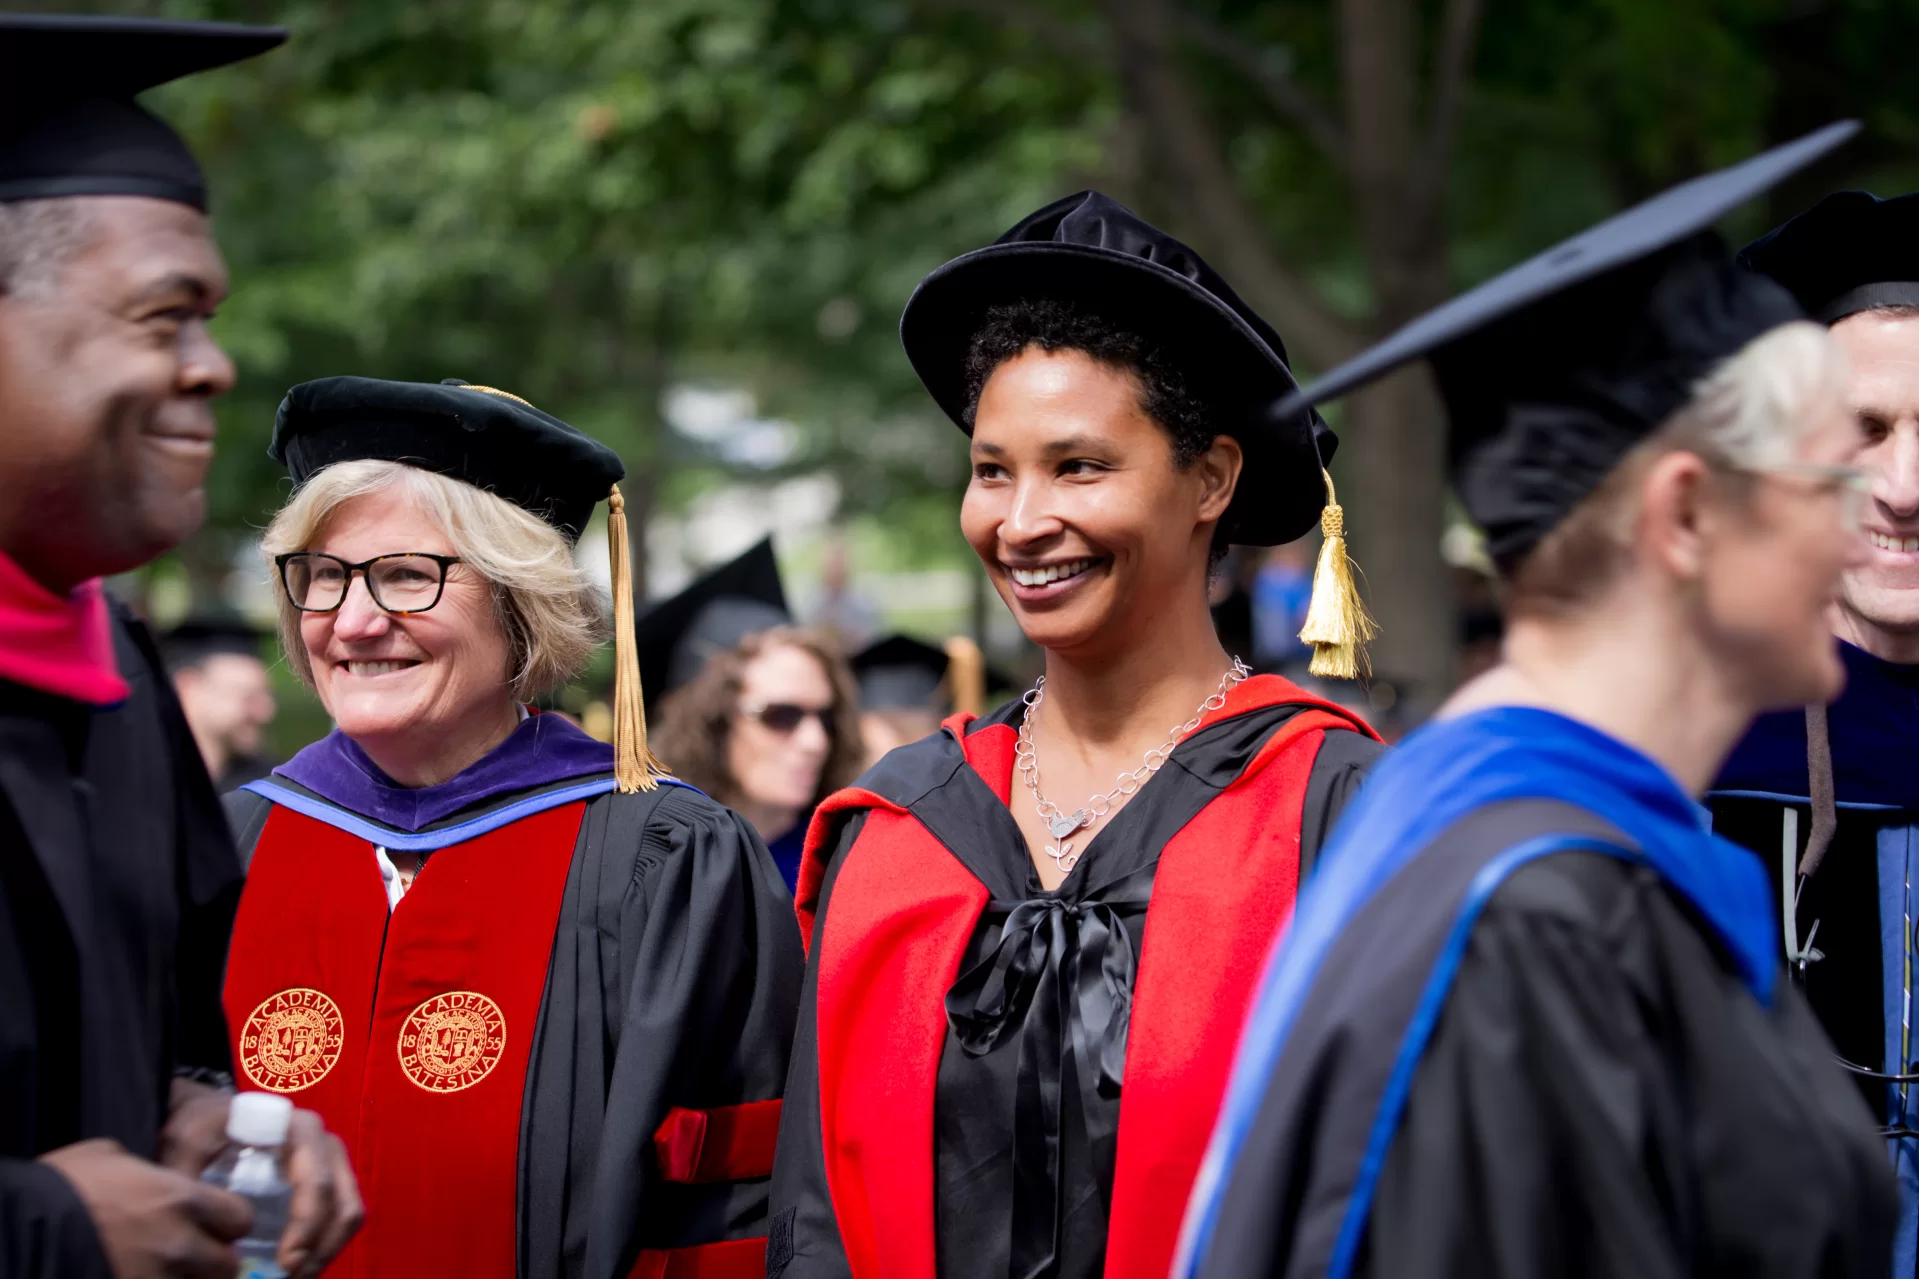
[220,377,799,1279]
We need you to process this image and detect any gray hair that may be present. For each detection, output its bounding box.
[1508,319,1849,607]
[261,459,608,699]
[0,197,97,300]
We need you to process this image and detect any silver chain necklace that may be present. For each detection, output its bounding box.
[1015,658,1251,873]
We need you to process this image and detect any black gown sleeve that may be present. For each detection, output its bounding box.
[766,812,867,1279]
[519,785,804,1279]
[1357,853,1692,1279]
[1297,730,1385,881]
[0,1159,112,1279]
[220,789,273,871]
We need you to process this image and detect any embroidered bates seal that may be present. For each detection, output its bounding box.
[398,991,506,1093]
[239,988,344,1093]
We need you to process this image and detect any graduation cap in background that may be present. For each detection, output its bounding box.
[159,613,265,673]
[1739,190,1919,325]
[0,15,285,210]
[270,375,667,793]
[635,537,791,713]
[901,190,1374,679]
[1274,120,1858,571]
[852,633,1012,719]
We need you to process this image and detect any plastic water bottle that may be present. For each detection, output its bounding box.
[201,1091,294,1279]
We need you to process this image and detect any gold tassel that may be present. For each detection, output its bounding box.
[943,635,986,718]
[605,484,668,792]
[1297,469,1377,680]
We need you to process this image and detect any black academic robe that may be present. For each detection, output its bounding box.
[221,772,801,1279]
[770,676,1381,1279]
[1193,797,1895,1279]
[0,604,242,1278]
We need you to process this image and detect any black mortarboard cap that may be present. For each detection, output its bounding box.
[1274,121,1856,569]
[0,15,285,211]
[900,191,1334,546]
[853,635,951,711]
[270,377,626,542]
[1740,190,1919,325]
[160,613,265,671]
[636,537,791,708]
[852,633,1013,711]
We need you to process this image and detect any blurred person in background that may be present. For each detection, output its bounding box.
[769,192,1383,1279]
[222,377,798,1278]
[1183,127,1894,1279]
[163,614,278,791]
[646,542,864,892]
[807,533,875,649]
[1251,541,1315,673]
[0,17,360,1279]
[1710,189,1919,1272]
[848,633,1003,768]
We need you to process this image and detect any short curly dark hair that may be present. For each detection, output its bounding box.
[961,298,1220,467]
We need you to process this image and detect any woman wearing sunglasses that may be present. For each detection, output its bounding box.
[219,376,800,1279]
[653,621,866,893]
[767,193,1384,1279]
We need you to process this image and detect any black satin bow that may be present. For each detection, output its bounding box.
[944,864,1154,1279]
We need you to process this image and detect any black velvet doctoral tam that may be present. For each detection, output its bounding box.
[271,376,625,543]
[900,191,1335,546]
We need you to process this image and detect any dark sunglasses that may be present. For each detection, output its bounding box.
[739,700,837,737]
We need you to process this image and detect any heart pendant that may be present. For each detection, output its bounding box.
[1048,811,1089,840]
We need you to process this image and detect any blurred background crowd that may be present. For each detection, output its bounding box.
[56,0,1919,763]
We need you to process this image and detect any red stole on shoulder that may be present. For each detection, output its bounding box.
[798,676,1371,1279]
[224,801,585,1278]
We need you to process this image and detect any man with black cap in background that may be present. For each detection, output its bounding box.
[0,16,359,1278]
[1710,189,1919,1274]
[163,615,279,792]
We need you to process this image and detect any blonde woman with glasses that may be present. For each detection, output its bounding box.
[220,377,800,1279]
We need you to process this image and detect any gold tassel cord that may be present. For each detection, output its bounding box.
[943,635,986,719]
[605,485,669,792]
[1297,469,1378,680]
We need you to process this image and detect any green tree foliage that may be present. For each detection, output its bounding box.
[90,0,1919,705]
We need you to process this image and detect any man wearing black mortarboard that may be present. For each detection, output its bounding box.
[0,16,359,1278]
[1178,123,1896,1279]
[1707,189,1919,1274]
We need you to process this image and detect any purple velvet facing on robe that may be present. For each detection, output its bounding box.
[273,710,614,832]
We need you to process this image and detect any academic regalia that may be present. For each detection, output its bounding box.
[1712,644,1919,1269]
[1178,121,1897,1279]
[771,680,1380,1279]
[0,15,280,1278]
[1709,187,1919,1275]
[221,377,801,1279]
[0,575,244,1279]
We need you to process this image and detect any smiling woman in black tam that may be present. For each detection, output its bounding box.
[767,193,1384,1279]
[219,376,800,1279]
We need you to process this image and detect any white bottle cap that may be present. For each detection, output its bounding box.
[226,1092,294,1146]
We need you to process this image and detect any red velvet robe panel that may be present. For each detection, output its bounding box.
[224,802,584,1279]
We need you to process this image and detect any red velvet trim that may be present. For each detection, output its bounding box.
[795,787,906,952]
[225,801,586,1279]
[626,1238,767,1279]
[0,551,127,704]
[813,676,1375,1279]
[1102,714,1327,1279]
[815,806,986,1279]
[653,1101,783,1183]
